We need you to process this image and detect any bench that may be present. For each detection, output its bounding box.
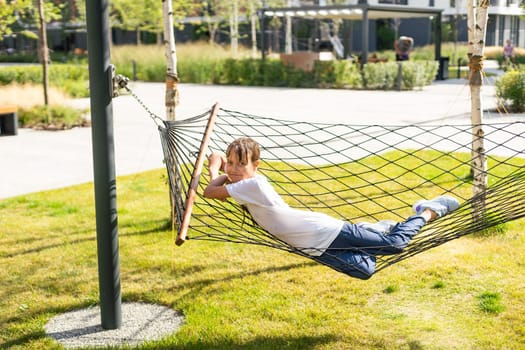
[0,105,18,136]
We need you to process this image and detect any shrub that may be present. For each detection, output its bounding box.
[0,64,90,97]
[0,52,37,63]
[313,60,362,89]
[178,59,221,84]
[362,62,398,90]
[1,43,438,95]
[18,105,89,130]
[109,43,436,90]
[361,61,437,90]
[495,69,525,112]
[332,60,363,89]
[402,61,438,90]
[219,58,243,85]
[260,59,289,87]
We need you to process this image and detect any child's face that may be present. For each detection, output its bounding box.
[225,152,259,183]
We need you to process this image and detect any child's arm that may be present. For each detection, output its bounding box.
[203,153,231,200]
[208,152,225,180]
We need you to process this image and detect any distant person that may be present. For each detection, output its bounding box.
[394,36,413,61]
[503,39,515,67]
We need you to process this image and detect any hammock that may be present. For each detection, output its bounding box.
[157,104,525,277]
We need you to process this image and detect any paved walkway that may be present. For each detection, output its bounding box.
[0,73,522,200]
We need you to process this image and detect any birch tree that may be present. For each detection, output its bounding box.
[467,0,489,216]
[248,0,260,58]
[284,0,292,54]
[229,0,239,57]
[161,0,195,119]
[163,0,178,121]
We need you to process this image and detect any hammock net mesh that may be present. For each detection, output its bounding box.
[158,106,525,274]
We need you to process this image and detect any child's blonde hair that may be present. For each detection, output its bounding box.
[226,137,260,164]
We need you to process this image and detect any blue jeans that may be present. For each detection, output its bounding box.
[314,215,427,280]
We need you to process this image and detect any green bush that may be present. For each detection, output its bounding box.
[210,58,364,89]
[1,52,437,95]
[495,69,525,112]
[261,60,291,87]
[401,61,438,90]
[0,52,37,63]
[362,62,400,90]
[18,104,89,129]
[332,60,363,89]
[111,43,434,91]
[361,61,438,90]
[313,60,362,89]
[179,58,436,90]
[219,58,244,85]
[0,64,90,97]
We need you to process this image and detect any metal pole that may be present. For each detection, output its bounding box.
[85,0,122,330]
[435,13,442,61]
[259,9,266,60]
[361,8,369,65]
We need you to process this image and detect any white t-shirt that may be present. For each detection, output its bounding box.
[226,174,344,256]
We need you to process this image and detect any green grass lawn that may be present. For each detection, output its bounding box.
[1,168,525,349]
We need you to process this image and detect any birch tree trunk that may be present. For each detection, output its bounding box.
[162,0,178,121]
[162,0,182,229]
[285,15,292,54]
[230,0,239,58]
[285,0,293,54]
[467,0,489,218]
[37,0,49,106]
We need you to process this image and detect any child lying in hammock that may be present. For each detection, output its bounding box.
[203,137,460,280]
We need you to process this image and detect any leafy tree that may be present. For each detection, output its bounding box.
[202,0,228,44]
[0,0,19,39]
[111,0,197,45]
[112,0,150,44]
[0,0,32,40]
[14,0,61,105]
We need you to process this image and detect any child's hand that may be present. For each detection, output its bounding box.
[208,152,226,180]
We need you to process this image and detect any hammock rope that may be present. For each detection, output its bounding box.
[158,105,525,275]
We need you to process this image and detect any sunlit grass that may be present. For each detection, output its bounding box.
[1,165,525,349]
[111,41,253,66]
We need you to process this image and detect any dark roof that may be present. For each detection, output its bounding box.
[262,4,442,20]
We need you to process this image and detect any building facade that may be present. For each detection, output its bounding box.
[342,0,524,46]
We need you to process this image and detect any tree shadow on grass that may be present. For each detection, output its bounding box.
[0,330,47,350]
[1,218,169,258]
[1,218,334,350]
[146,334,339,350]
[2,326,339,350]
[124,259,319,305]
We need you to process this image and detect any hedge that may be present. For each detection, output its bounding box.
[0,59,439,98]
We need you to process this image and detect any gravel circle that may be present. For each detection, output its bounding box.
[44,302,184,349]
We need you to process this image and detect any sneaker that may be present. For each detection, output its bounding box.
[357,220,398,234]
[413,195,460,218]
